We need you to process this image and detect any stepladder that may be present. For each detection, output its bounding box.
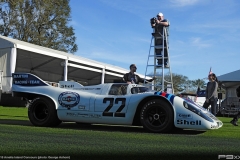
[144,25,174,94]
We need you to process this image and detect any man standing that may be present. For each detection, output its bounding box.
[151,12,170,67]
[204,73,218,116]
[122,64,155,84]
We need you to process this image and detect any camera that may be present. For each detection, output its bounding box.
[150,17,157,24]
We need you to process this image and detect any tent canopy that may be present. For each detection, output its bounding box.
[217,69,240,88]
[0,35,151,92]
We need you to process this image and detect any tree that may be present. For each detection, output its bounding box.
[153,72,190,94]
[191,79,206,90]
[0,0,77,53]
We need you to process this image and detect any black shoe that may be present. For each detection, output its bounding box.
[230,120,238,126]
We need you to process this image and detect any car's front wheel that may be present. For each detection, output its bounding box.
[28,97,61,127]
[140,99,174,133]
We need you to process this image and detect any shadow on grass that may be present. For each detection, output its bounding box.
[0,119,206,135]
[0,119,32,126]
[0,114,28,118]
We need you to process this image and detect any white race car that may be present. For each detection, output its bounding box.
[11,73,223,133]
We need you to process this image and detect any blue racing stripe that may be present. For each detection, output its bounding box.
[154,91,175,105]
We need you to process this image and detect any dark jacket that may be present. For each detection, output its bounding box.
[206,81,218,100]
[123,72,153,84]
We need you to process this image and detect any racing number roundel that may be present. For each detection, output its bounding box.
[58,92,80,109]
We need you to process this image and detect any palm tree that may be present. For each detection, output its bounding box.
[192,79,206,91]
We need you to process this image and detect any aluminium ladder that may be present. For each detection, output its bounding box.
[144,25,174,94]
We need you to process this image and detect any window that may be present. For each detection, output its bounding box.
[131,87,150,94]
[109,84,128,95]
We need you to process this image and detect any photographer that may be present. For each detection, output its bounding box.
[150,12,169,28]
[150,12,170,67]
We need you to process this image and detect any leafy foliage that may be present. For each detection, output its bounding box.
[153,72,191,94]
[191,79,206,90]
[0,0,77,53]
[150,72,208,94]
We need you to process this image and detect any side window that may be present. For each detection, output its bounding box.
[131,87,140,94]
[109,84,128,95]
[131,87,149,94]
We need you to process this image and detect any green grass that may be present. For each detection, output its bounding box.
[0,106,240,160]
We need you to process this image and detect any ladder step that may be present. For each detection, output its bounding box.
[152,32,168,38]
[155,57,168,59]
[147,65,170,68]
[151,45,167,49]
[152,33,162,37]
[149,55,168,58]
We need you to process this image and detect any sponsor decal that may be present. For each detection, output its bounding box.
[66,112,101,118]
[211,124,218,129]
[78,105,86,110]
[177,113,192,119]
[60,84,75,88]
[12,73,47,86]
[58,92,80,109]
[13,74,29,78]
[177,119,201,125]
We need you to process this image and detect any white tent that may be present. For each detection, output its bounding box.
[0,35,149,94]
[217,69,240,88]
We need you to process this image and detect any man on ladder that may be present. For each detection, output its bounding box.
[150,12,170,67]
[145,12,173,93]
[151,12,169,28]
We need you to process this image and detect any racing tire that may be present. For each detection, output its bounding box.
[28,97,62,127]
[140,99,174,133]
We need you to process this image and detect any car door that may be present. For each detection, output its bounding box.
[94,84,131,118]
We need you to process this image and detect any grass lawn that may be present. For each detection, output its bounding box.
[0,106,240,160]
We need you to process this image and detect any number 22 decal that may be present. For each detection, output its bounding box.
[103,98,126,117]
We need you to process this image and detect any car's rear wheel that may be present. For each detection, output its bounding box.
[28,97,61,127]
[140,99,174,133]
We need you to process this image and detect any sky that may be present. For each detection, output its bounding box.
[69,0,240,81]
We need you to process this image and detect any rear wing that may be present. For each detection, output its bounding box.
[12,73,49,86]
[12,73,85,89]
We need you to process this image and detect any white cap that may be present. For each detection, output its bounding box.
[157,12,163,17]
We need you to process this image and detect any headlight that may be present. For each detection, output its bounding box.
[183,100,214,123]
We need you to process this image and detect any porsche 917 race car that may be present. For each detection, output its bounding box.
[11,73,223,133]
